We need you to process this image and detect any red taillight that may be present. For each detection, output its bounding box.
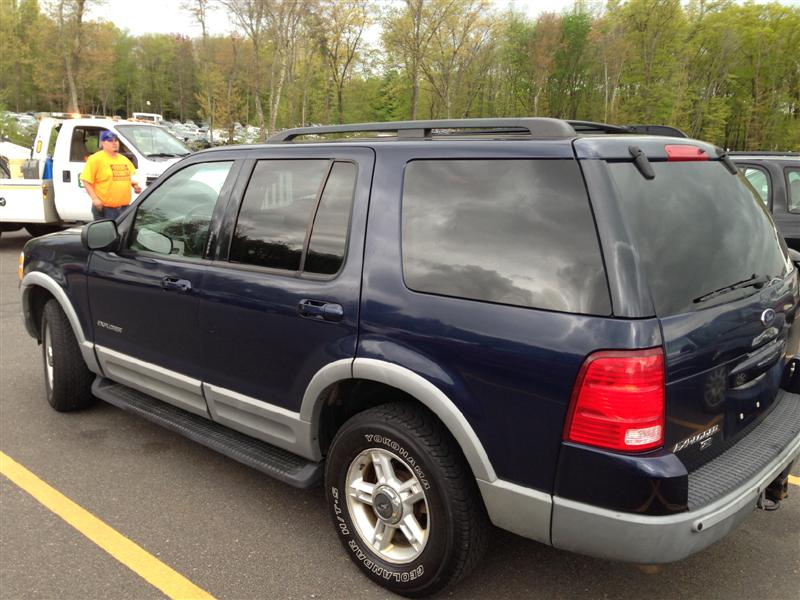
[564,348,665,452]
[665,144,708,161]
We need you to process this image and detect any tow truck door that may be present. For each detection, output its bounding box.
[51,120,92,220]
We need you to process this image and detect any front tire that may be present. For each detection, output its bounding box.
[325,403,489,597]
[41,299,95,411]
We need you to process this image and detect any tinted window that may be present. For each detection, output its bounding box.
[230,160,330,271]
[131,161,232,259]
[608,162,790,316]
[305,162,356,275]
[788,168,800,213]
[402,160,610,314]
[742,167,770,206]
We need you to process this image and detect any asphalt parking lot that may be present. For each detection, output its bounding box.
[1,228,798,600]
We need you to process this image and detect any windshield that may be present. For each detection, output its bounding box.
[116,124,190,158]
[607,161,791,316]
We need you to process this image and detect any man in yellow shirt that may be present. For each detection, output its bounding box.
[80,130,141,220]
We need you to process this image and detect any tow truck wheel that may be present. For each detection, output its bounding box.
[26,224,62,238]
[40,299,95,412]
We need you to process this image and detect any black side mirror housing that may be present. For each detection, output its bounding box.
[789,248,800,268]
[82,219,120,251]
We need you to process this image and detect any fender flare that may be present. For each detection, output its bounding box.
[300,357,497,482]
[21,271,101,375]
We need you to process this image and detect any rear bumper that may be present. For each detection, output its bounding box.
[550,392,800,563]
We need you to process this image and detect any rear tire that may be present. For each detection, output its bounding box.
[41,299,95,411]
[325,402,489,597]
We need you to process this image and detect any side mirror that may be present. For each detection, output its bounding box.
[789,248,800,268]
[81,219,119,251]
[134,227,173,255]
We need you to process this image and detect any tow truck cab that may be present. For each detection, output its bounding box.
[31,117,191,222]
[0,116,191,228]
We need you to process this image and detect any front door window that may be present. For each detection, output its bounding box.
[130,161,233,259]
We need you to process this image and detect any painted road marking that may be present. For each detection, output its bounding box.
[789,475,800,487]
[0,451,215,600]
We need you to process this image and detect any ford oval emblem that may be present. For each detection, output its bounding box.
[761,308,776,327]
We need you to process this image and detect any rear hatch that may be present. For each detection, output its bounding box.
[588,139,798,471]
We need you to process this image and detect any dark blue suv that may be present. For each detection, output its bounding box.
[19,119,800,597]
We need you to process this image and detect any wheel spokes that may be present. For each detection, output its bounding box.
[348,478,375,506]
[398,479,424,505]
[399,514,425,553]
[371,520,396,551]
[370,450,398,486]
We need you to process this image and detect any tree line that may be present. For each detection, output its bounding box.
[1,0,798,150]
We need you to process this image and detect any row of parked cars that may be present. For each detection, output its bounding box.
[160,119,263,147]
[17,117,800,597]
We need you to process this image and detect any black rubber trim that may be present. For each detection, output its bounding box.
[92,377,322,488]
[688,391,800,509]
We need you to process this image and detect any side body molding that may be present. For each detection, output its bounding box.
[21,271,102,375]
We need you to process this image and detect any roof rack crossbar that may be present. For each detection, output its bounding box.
[268,118,577,142]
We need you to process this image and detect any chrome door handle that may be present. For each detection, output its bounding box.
[298,299,344,322]
[161,277,192,293]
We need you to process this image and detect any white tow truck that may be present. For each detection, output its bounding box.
[0,115,191,237]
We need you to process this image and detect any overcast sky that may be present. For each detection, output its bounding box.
[89,0,581,38]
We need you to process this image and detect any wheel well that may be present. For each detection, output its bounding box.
[317,379,424,456]
[28,286,55,341]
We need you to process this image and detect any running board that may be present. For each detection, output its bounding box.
[91,377,322,488]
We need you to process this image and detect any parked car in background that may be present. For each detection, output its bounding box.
[732,152,800,250]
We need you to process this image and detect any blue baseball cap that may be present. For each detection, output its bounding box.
[100,130,118,142]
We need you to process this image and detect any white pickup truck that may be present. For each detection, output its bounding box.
[0,116,190,237]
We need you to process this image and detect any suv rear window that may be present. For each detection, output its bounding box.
[402,159,611,315]
[608,162,790,316]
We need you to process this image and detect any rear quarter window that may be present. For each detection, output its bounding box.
[401,159,610,315]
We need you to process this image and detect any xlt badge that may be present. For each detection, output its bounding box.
[96,320,123,334]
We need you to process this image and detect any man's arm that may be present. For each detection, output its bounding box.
[128,161,141,194]
[82,181,103,210]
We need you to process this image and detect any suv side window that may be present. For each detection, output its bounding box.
[741,166,771,207]
[230,159,356,276]
[131,161,233,259]
[402,159,611,315]
[787,168,800,213]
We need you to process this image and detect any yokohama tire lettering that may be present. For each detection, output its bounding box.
[363,434,430,490]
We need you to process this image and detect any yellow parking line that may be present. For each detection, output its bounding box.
[0,451,215,600]
[790,475,800,487]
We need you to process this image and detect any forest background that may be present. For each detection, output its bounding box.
[1,0,798,150]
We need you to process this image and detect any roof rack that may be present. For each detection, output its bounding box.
[567,120,688,138]
[728,151,799,157]
[268,118,576,142]
[268,118,689,143]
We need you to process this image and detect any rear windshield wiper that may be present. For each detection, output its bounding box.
[693,274,769,304]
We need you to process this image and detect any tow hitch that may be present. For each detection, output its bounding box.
[758,466,792,511]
